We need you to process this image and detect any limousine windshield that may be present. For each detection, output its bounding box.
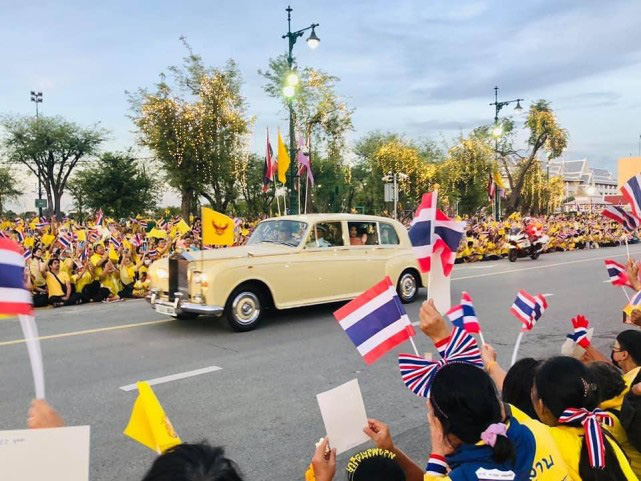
[247,220,308,247]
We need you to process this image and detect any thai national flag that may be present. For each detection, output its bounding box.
[263,128,275,193]
[110,237,122,249]
[0,239,33,316]
[95,209,104,227]
[409,192,437,272]
[334,276,416,365]
[602,205,639,232]
[139,220,148,229]
[22,249,32,261]
[88,230,100,243]
[621,174,641,221]
[629,290,641,309]
[57,235,72,250]
[447,291,480,334]
[434,209,466,277]
[16,230,25,244]
[604,259,630,287]
[511,290,548,332]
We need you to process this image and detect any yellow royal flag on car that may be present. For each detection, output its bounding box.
[277,130,290,184]
[123,381,181,454]
[202,207,234,246]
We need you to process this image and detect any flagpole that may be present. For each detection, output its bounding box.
[18,314,45,399]
[304,173,309,214]
[408,336,420,357]
[626,237,631,260]
[479,332,486,345]
[622,287,631,302]
[510,331,524,366]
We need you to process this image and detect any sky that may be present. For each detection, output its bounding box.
[2,0,641,211]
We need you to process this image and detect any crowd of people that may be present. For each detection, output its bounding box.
[22,255,641,480]
[456,212,634,263]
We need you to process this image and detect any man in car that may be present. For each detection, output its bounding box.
[308,224,333,248]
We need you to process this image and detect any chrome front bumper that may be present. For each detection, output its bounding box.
[148,289,224,317]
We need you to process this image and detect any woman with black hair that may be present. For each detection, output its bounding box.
[612,330,641,387]
[533,356,636,480]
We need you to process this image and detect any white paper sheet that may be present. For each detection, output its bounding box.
[561,328,594,359]
[317,379,369,454]
[18,314,45,399]
[428,255,452,314]
[0,426,90,481]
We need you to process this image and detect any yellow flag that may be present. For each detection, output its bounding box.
[41,234,55,246]
[277,130,290,184]
[75,230,87,242]
[175,219,191,236]
[148,228,167,239]
[109,246,119,262]
[24,237,35,248]
[123,381,181,453]
[202,207,234,246]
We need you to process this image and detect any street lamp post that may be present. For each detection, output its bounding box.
[30,90,44,217]
[382,172,408,220]
[282,5,319,215]
[489,86,523,221]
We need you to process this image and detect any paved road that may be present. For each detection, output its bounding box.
[1,245,639,480]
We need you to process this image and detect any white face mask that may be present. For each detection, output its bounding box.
[144,260,151,266]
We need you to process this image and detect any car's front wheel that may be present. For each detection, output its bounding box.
[397,270,419,303]
[225,285,264,332]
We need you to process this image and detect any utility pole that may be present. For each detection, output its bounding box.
[30,91,44,217]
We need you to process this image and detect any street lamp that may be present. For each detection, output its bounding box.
[30,90,44,216]
[282,5,320,215]
[489,86,524,221]
[382,172,408,220]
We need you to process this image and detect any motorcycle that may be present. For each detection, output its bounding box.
[507,227,549,262]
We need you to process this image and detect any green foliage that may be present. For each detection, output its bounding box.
[0,166,21,215]
[129,38,253,218]
[69,152,158,218]
[259,54,353,162]
[0,115,106,216]
[236,153,275,217]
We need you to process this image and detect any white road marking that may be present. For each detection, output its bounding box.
[470,265,496,269]
[542,293,555,297]
[119,365,223,392]
[451,250,641,282]
[411,321,420,326]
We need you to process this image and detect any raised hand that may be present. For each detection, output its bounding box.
[568,315,591,348]
[363,418,394,451]
[419,299,451,342]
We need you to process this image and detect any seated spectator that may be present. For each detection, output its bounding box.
[46,258,77,307]
[141,442,244,481]
[533,356,635,480]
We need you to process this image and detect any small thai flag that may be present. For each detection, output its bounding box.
[147,249,158,258]
[110,237,122,249]
[95,209,104,226]
[510,290,548,332]
[57,235,72,250]
[16,230,25,244]
[604,259,630,287]
[88,231,100,243]
[447,291,480,334]
[409,192,437,273]
[621,174,641,221]
[0,239,33,316]
[602,205,639,232]
[629,290,641,308]
[34,222,48,229]
[334,276,416,365]
[79,248,88,262]
[139,220,148,229]
[159,219,168,230]
[434,209,466,277]
[23,249,32,261]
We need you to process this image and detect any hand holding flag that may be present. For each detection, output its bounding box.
[510,289,548,366]
[566,315,591,349]
[605,259,631,287]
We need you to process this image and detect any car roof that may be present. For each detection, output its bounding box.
[262,213,404,225]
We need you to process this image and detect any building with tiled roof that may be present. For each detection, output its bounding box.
[544,158,617,199]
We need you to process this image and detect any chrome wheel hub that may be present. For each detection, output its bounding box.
[400,273,417,300]
[232,292,260,325]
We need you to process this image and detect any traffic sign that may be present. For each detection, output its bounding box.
[35,199,47,209]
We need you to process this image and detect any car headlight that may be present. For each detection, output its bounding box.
[193,272,208,284]
[157,268,168,279]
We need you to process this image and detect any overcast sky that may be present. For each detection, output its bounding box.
[2,0,641,210]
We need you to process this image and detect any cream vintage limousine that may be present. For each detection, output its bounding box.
[148,214,427,331]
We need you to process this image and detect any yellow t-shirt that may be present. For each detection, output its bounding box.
[100,273,122,296]
[548,425,637,481]
[74,270,94,293]
[30,259,46,287]
[625,367,641,390]
[510,405,570,481]
[90,253,106,277]
[120,265,136,286]
[60,258,74,277]
[46,271,70,298]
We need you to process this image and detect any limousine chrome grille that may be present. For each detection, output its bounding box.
[167,253,190,301]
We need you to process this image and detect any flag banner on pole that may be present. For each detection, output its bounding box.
[446,291,480,334]
[296,135,315,186]
[333,276,416,365]
[624,290,641,317]
[0,238,33,316]
[408,192,437,273]
[604,259,631,287]
[277,130,290,184]
[124,381,182,453]
[398,326,483,397]
[620,174,641,220]
[95,209,104,227]
[202,208,234,246]
[602,205,639,232]
[263,128,275,192]
[510,289,548,332]
[57,234,72,250]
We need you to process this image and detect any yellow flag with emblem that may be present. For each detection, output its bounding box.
[202,207,234,246]
[123,381,181,453]
[148,228,167,239]
[41,233,55,246]
[277,130,290,184]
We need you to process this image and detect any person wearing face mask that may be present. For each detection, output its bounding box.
[611,330,641,387]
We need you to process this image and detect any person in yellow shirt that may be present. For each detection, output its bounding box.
[532,356,637,481]
[29,246,47,290]
[611,330,641,388]
[588,362,641,477]
[118,252,144,298]
[74,259,96,303]
[99,260,122,302]
[45,258,78,307]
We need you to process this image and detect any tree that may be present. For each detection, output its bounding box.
[0,115,106,216]
[236,153,275,217]
[496,100,568,213]
[129,38,253,218]
[519,165,565,215]
[68,152,158,218]
[437,131,495,215]
[259,55,353,162]
[0,166,21,216]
